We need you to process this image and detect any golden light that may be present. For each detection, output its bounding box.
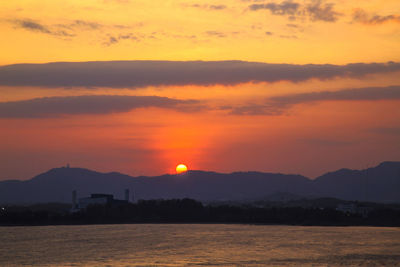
[176,164,188,174]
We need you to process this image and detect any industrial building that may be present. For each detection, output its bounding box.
[71,189,131,212]
[336,203,372,217]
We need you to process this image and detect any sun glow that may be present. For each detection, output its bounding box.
[176,164,188,174]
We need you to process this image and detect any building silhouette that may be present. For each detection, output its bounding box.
[71,189,131,212]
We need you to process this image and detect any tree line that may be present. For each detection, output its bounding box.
[1,198,399,226]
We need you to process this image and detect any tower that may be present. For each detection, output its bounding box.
[72,190,77,208]
[125,189,129,202]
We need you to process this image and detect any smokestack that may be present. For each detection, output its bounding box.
[72,190,77,208]
[125,189,129,202]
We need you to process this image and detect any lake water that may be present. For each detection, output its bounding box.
[0,224,399,266]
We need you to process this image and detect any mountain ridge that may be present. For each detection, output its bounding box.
[1,161,399,204]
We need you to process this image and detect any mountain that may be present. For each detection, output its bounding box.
[0,162,399,204]
[313,161,400,203]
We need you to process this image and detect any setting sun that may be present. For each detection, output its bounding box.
[176,164,188,174]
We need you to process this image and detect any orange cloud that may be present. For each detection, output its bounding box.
[353,8,400,25]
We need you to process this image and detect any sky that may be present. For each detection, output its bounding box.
[1,0,400,180]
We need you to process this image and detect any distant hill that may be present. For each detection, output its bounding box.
[0,162,399,204]
[313,162,400,202]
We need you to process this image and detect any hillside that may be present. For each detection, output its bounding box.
[0,162,399,204]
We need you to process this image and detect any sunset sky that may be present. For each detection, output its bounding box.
[1,0,400,180]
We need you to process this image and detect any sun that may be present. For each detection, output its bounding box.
[176,164,188,174]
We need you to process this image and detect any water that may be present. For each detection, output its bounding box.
[0,224,399,266]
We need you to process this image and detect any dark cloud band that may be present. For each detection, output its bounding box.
[269,85,400,103]
[248,0,341,22]
[1,86,399,118]
[229,85,400,115]
[1,61,399,89]
[0,95,199,118]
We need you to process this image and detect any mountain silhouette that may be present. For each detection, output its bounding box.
[0,162,399,204]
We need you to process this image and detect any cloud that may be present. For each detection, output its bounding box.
[205,31,226,38]
[0,95,200,118]
[209,5,227,10]
[369,127,400,135]
[353,9,400,25]
[11,18,134,42]
[269,85,400,103]
[103,33,140,45]
[306,0,341,22]
[225,104,284,116]
[102,0,131,4]
[1,61,400,89]
[286,23,299,28]
[55,19,134,32]
[10,17,142,46]
[302,138,354,146]
[183,4,227,10]
[104,36,119,46]
[14,19,51,34]
[279,34,298,39]
[205,31,240,38]
[227,85,400,115]
[248,0,341,23]
[249,1,300,15]
[12,19,75,37]
[68,20,103,30]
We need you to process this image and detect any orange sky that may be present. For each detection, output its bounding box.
[1,0,400,180]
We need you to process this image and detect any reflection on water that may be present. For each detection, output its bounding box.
[0,224,399,266]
